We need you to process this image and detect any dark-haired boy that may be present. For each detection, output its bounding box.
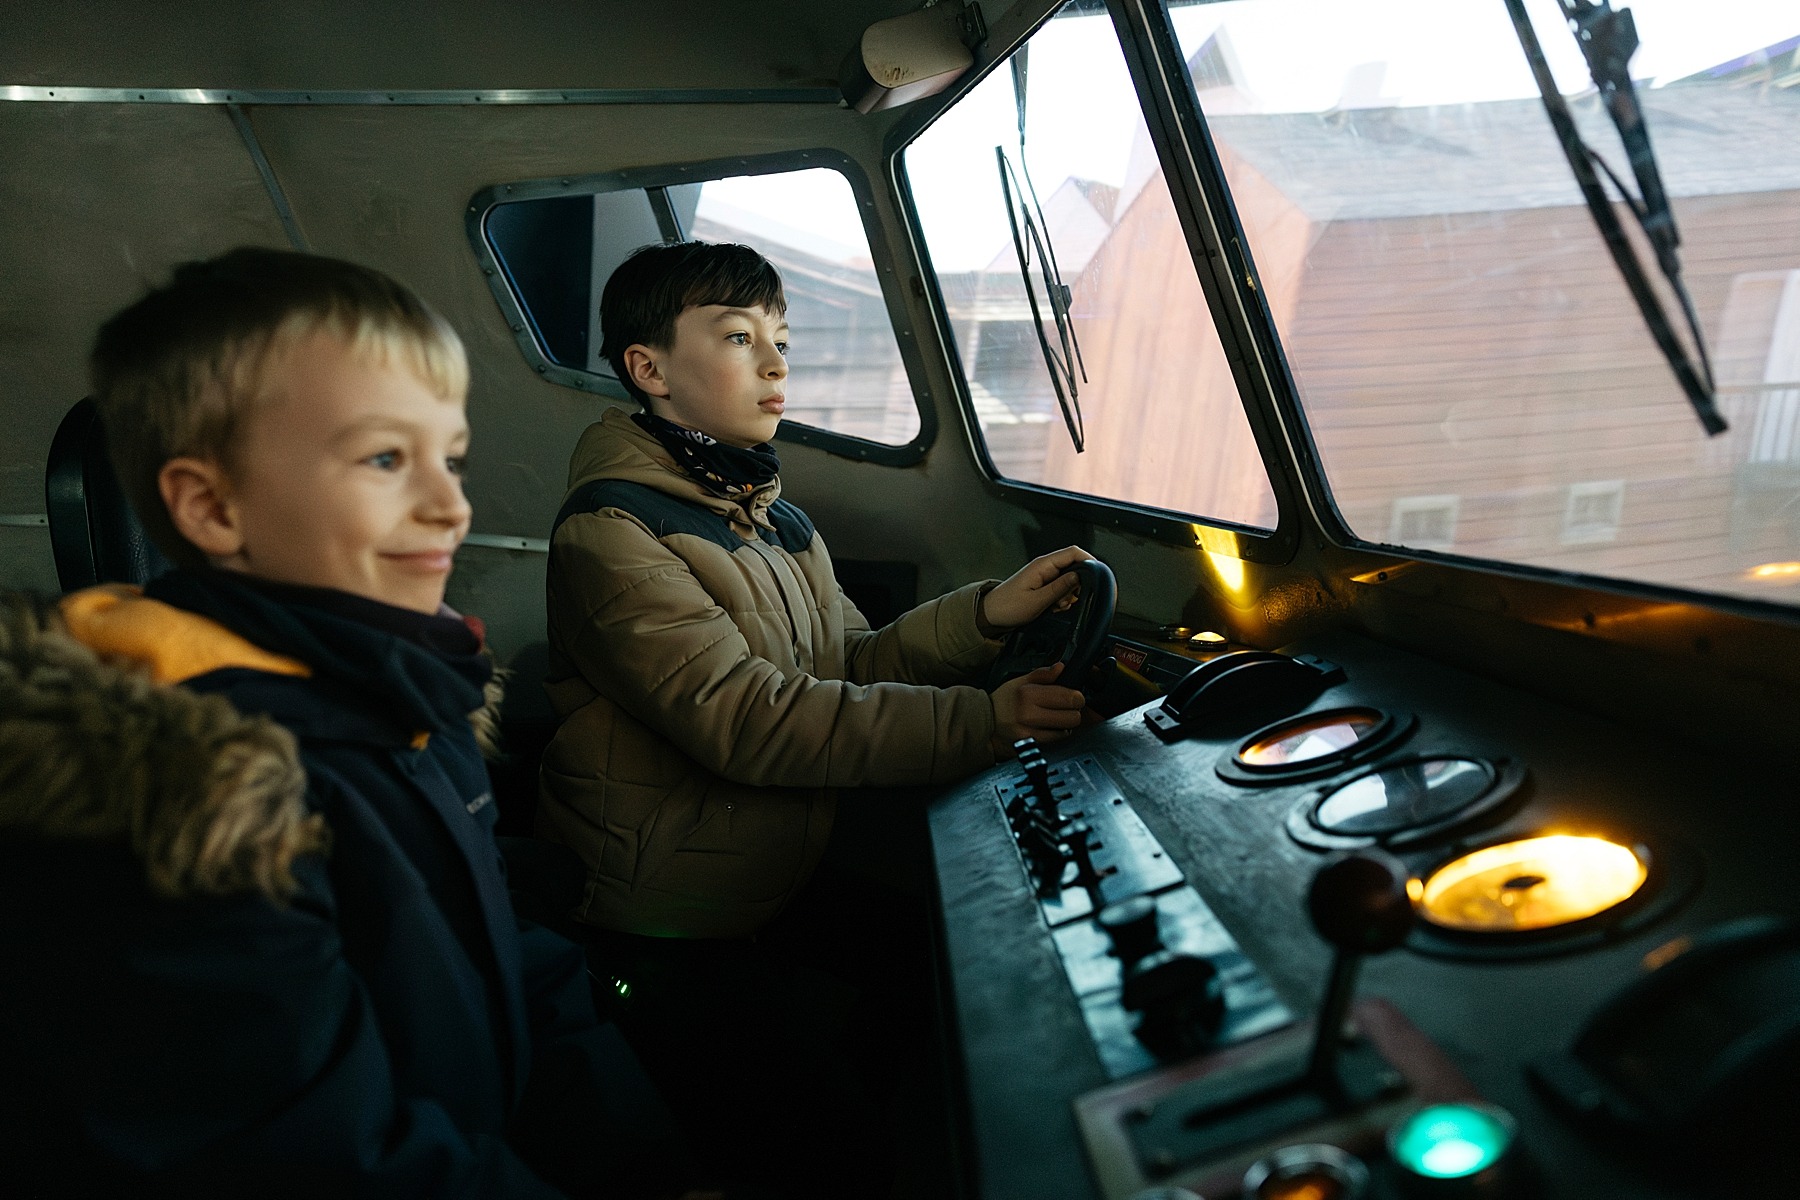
[541,239,1088,939]
[0,248,707,1199]
[537,239,1088,1193]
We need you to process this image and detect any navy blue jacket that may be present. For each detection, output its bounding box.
[0,572,679,1198]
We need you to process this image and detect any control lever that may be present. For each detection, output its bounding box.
[1099,896,1227,1057]
[1303,850,1414,1092]
[1172,852,1413,1126]
[1008,738,1051,829]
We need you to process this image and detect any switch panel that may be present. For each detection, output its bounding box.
[996,752,1293,1078]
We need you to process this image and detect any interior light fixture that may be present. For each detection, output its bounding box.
[1746,561,1800,582]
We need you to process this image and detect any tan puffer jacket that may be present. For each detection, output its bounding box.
[538,408,1001,938]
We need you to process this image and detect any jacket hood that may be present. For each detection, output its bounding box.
[565,406,784,539]
[0,593,324,899]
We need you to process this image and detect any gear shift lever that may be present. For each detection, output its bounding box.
[1303,850,1415,1091]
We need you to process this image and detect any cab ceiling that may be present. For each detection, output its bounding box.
[3,0,929,92]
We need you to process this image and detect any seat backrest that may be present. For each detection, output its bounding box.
[45,398,170,592]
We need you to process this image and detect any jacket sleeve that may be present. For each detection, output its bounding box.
[550,510,997,788]
[837,576,1002,688]
[49,855,566,1200]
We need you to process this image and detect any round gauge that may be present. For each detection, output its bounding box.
[1312,757,1496,836]
[1417,835,1648,933]
[1240,709,1384,768]
[1218,707,1416,788]
[1285,754,1527,853]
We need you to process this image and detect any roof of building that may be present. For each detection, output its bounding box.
[1203,83,1800,221]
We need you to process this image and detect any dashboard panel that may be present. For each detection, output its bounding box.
[928,628,1800,1199]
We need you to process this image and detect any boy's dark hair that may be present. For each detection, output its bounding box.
[90,246,466,570]
[600,241,787,404]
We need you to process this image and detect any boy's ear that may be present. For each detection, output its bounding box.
[622,343,671,399]
[158,457,245,561]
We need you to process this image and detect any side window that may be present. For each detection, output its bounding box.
[902,3,1279,531]
[475,164,922,449]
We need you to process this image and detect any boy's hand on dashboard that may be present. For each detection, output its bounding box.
[982,546,1094,631]
[990,663,1086,757]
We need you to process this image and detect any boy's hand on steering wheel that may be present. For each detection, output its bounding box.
[990,663,1086,758]
[981,545,1094,631]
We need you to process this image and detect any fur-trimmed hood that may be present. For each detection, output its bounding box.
[0,593,323,900]
[0,578,508,901]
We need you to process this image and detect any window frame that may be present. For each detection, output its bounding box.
[464,148,938,467]
[883,0,1308,565]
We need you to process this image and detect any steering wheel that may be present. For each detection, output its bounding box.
[982,558,1118,693]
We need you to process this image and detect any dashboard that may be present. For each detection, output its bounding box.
[928,627,1800,1200]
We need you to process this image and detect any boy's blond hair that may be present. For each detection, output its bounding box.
[90,247,469,569]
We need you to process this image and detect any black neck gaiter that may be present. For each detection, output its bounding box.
[632,411,781,501]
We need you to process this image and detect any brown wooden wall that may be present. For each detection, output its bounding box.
[1027,130,1800,600]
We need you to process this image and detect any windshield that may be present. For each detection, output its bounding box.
[1169,0,1800,606]
[903,3,1280,531]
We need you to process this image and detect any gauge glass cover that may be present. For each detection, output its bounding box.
[1241,711,1382,768]
[1313,757,1491,835]
[1418,835,1647,932]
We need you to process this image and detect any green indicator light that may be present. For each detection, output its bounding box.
[1390,1104,1514,1180]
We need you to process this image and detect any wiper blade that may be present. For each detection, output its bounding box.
[1505,0,1725,435]
[993,47,1087,454]
[996,145,1087,452]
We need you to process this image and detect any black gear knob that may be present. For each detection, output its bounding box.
[1307,849,1414,955]
[1304,850,1415,1090]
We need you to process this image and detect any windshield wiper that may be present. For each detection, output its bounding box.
[1505,0,1725,435]
[993,47,1089,453]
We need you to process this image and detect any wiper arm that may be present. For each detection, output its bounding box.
[1505,0,1724,435]
[994,46,1089,454]
[996,146,1087,452]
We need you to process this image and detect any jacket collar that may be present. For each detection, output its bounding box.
[565,406,783,538]
[140,570,491,747]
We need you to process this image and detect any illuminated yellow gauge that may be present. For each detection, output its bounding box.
[1417,835,1648,933]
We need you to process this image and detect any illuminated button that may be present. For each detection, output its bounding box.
[1417,835,1647,933]
[1189,630,1228,647]
[1388,1102,1516,1181]
[1242,1143,1368,1200]
[1241,710,1382,768]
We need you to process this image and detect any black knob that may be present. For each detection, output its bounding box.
[1122,949,1226,1057]
[1098,896,1163,965]
[1307,850,1414,954]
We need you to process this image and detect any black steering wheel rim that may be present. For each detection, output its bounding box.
[983,558,1117,692]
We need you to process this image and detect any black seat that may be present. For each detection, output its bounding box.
[45,397,170,592]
